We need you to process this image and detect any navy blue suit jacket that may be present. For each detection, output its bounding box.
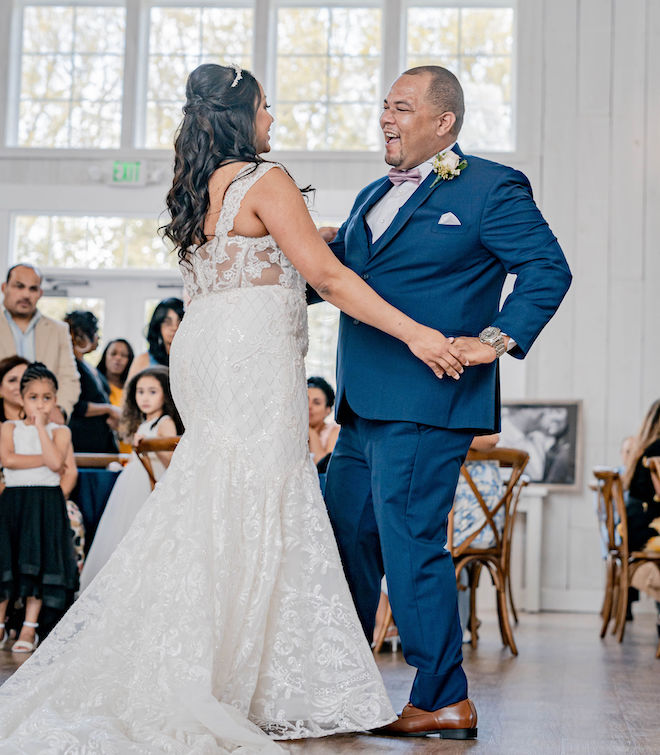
[325,146,572,432]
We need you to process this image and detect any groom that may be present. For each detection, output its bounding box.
[321,66,572,737]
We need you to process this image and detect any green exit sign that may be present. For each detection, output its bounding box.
[111,160,145,185]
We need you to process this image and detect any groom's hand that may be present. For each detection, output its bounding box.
[451,336,509,365]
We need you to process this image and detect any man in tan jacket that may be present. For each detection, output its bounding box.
[0,264,80,421]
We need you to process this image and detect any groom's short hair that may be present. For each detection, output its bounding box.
[403,65,465,136]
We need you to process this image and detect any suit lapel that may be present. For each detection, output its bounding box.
[349,177,391,268]
[370,171,436,257]
[369,144,466,258]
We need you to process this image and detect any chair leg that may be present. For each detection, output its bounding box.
[600,557,615,638]
[469,564,481,649]
[497,581,518,655]
[610,574,622,635]
[616,564,630,643]
[372,600,392,655]
[506,570,519,625]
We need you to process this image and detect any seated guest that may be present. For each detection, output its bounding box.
[0,356,30,421]
[622,399,660,552]
[97,338,134,453]
[621,400,660,630]
[79,367,183,590]
[307,376,340,471]
[126,297,184,383]
[64,311,119,454]
[0,362,79,653]
[0,264,80,422]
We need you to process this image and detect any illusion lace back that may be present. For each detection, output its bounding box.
[0,162,395,753]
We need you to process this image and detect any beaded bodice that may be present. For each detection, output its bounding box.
[180,163,304,300]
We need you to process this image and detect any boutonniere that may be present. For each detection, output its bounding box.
[430,150,468,187]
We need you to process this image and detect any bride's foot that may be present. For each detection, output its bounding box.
[12,621,39,653]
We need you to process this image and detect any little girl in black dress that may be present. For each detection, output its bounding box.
[0,362,78,653]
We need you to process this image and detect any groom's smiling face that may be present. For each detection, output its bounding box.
[381,73,454,170]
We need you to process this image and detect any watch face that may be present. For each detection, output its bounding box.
[481,326,500,341]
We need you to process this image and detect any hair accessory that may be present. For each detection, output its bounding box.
[230,64,243,88]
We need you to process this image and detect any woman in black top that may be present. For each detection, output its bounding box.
[64,311,119,454]
[623,399,660,552]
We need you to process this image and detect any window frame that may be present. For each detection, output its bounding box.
[6,0,129,149]
[268,0,385,152]
[0,0,536,162]
[403,0,518,153]
[9,209,181,274]
[138,0,256,149]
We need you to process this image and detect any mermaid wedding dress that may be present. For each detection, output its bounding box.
[0,163,395,753]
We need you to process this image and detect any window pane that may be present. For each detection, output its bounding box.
[306,302,339,386]
[275,6,381,150]
[144,6,254,149]
[13,216,177,271]
[18,101,70,147]
[18,5,125,148]
[406,5,515,151]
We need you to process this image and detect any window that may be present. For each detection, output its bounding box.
[406,4,515,151]
[144,4,254,148]
[306,302,339,385]
[9,1,517,153]
[16,2,126,148]
[12,215,177,270]
[274,4,382,150]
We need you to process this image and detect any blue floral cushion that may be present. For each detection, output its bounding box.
[452,460,504,548]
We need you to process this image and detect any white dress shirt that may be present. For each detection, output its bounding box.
[365,143,456,243]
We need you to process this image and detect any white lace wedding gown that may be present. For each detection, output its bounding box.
[0,163,395,753]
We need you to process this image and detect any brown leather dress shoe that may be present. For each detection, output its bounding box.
[371,699,477,739]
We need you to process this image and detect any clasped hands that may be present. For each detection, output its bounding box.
[409,331,503,381]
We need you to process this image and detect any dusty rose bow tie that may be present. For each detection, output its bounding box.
[387,167,422,186]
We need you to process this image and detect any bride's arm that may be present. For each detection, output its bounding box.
[249,168,468,380]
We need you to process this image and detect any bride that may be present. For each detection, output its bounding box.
[0,64,468,753]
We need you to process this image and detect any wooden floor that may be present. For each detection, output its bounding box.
[1,611,658,753]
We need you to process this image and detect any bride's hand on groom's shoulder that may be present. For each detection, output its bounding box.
[318,226,339,243]
[407,327,469,381]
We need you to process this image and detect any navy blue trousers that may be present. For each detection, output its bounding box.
[324,410,473,711]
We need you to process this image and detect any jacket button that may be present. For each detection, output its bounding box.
[353,319,359,325]
[362,273,369,280]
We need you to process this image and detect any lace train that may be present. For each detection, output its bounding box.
[0,286,395,752]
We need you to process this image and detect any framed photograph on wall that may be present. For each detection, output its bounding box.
[498,400,583,491]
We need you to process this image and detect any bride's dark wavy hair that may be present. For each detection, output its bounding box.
[162,64,265,264]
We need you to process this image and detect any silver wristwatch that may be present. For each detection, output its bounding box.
[478,326,506,358]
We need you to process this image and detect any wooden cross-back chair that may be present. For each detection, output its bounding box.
[593,467,660,657]
[373,447,529,656]
[448,447,529,656]
[135,437,181,490]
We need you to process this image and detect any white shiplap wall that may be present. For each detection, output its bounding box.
[0,0,658,610]
[530,0,660,610]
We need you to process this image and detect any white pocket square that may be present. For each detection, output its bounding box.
[438,212,461,226]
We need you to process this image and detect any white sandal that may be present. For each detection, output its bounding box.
[12,621,39,653]
[0,622,8,650]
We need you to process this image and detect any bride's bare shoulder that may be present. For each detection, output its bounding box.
[247,163,298,196]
